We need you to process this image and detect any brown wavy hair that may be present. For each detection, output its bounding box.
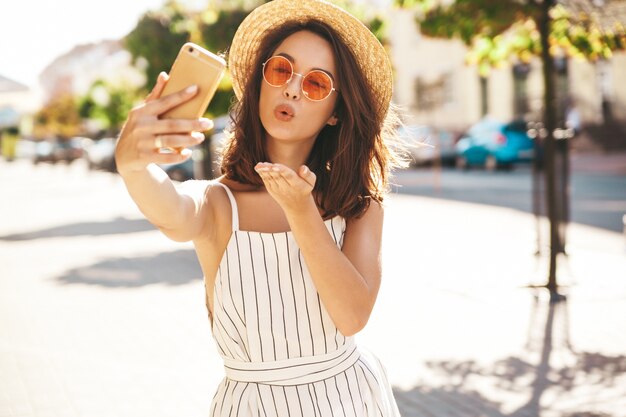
[221,20,405,219]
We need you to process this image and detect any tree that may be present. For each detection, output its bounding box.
[395,0,626,300]
[33,94,82,140]
[124,3,190,91]
[78,80,140,135]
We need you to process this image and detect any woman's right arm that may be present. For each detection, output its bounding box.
[115,72,214,242]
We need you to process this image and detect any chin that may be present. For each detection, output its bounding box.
[266,128,301,143]
[261,116,297,141]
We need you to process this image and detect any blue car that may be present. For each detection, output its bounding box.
[455,118,534,170]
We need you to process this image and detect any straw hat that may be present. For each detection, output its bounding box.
[228,0,393,121]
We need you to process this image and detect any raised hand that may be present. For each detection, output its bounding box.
[254,162,317,213]
[115,72,214,175]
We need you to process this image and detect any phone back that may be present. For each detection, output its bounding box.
[160,43,226,119]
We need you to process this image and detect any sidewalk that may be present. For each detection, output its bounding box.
[1,159,625,417]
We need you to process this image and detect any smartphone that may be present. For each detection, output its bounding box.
[160,42,226,120]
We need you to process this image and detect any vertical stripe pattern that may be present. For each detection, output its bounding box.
[207,182,401,417]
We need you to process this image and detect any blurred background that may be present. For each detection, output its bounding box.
[1,1,625,417]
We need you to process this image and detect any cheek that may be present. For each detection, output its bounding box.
[259,83,270,111]
[301,98,337,130]
[312,98,338,124]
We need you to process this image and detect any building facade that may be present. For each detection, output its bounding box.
[388,8,626,136]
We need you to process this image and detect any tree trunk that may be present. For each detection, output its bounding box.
[538,0,560,299]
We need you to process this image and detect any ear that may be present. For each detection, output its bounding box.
[326,114,338,126]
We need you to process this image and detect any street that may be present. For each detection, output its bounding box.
[392,158,626,233]
[1,158,625,417]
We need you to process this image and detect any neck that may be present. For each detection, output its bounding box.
[265,134,316,171]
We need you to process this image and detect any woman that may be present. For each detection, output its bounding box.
[115,0,404,415]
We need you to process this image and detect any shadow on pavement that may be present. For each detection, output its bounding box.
[394,295,626,417]
[393,385,508,417]
[0,217,155,241]
[56,249,202,287]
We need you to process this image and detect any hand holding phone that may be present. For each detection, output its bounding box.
[115,43,224,174]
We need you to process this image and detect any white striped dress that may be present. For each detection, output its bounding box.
[206,182,401,417]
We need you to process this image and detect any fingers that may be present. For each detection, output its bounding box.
[299,165,316,188]
[149,148,194,165]
[148,117,213,135]
[144,84,198,116]
[149,132,205,152]
[255,163,310,190]
[255,162,280,188]
[145,72,169,102]
[276,166,301,189]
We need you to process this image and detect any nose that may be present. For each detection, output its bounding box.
[283,72,303,100]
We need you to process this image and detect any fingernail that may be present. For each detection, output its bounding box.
[185,84,198,94]
[199,118,213,129]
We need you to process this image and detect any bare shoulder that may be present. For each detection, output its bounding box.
[364,199,384,219]
[346,199,384,229]
[342,199,384,280]
[195,176,260,240]
[173,178,229,241]
[176,179,211,201]
[176,177,239,207]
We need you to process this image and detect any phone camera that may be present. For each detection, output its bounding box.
[188,46,194,53]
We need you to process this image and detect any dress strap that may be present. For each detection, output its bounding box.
[212,181,239,232]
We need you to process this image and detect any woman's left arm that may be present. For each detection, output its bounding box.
[255,163,383,336]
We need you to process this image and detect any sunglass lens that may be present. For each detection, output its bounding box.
[264,57,292,86]
[303,71,333,101]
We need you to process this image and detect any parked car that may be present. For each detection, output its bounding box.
[33,141,56,164]
[455,118,534,170]
[82,137,117,172]
[33,138,84,164]
[396,125,457,166]
[162,157,195,182]
[160,145,204,182]
[55,137,84,163]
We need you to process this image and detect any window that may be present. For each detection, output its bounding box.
[414,73,454,111]
[513,63,530,118]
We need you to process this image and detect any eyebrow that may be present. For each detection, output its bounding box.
[276,52,336,82]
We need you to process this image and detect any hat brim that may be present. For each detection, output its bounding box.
[228,0,393,120]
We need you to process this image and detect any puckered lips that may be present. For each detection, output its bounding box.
[274,104,295,121]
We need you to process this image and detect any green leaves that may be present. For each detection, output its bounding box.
[397,0,625,74]
[78,80,140,132]
[124,10,190,90]
[549,4,625,60]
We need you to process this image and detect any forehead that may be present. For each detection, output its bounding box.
[273,30,336,74]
